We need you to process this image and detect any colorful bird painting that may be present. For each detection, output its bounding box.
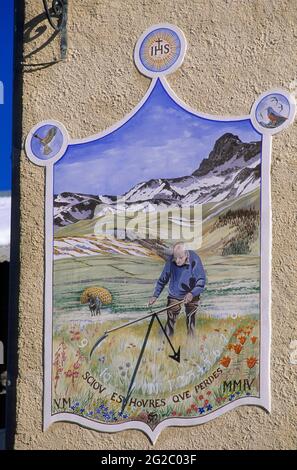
[33,126,57,155]
[266,106,288,127]
[259,97,288,128]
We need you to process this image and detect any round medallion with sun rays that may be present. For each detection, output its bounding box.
[134,24,187,77]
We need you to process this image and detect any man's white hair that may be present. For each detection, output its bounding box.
[171,241,188,256]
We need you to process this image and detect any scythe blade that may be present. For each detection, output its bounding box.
[89,332,109,358]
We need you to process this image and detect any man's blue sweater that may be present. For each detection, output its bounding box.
[153,250,206,300]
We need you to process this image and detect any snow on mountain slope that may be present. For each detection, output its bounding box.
[0,194,11,262]
[54,133,261,228]
[53,235,162,260]
[54,192,102,228]
[0,195,11,246]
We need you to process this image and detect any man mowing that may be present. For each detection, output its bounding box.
[148,242,206,337]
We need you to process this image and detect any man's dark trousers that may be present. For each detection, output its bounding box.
[165,295,200,337]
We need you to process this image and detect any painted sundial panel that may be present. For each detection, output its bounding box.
[25,24,295,443]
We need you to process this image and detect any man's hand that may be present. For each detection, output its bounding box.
[148,296,157,306]
[184,292,193,304]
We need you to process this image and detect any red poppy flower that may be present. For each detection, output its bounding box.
[239,336,246,345]
[220,356,231,367]
[247,357,258,369]
[234,344,243,354]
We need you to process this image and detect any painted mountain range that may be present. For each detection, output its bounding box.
[54,133,261,229]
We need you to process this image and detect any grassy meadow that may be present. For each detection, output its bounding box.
[51,188,261,428]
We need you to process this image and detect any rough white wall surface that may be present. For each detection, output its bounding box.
[16,0,297,449]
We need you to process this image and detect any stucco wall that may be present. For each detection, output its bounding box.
[14,0,297,449]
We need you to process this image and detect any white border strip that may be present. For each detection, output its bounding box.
[260,134,272,414]
[44,164,54,431]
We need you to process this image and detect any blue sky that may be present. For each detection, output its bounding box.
[0,1,14,192]
[54,79,261,196]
